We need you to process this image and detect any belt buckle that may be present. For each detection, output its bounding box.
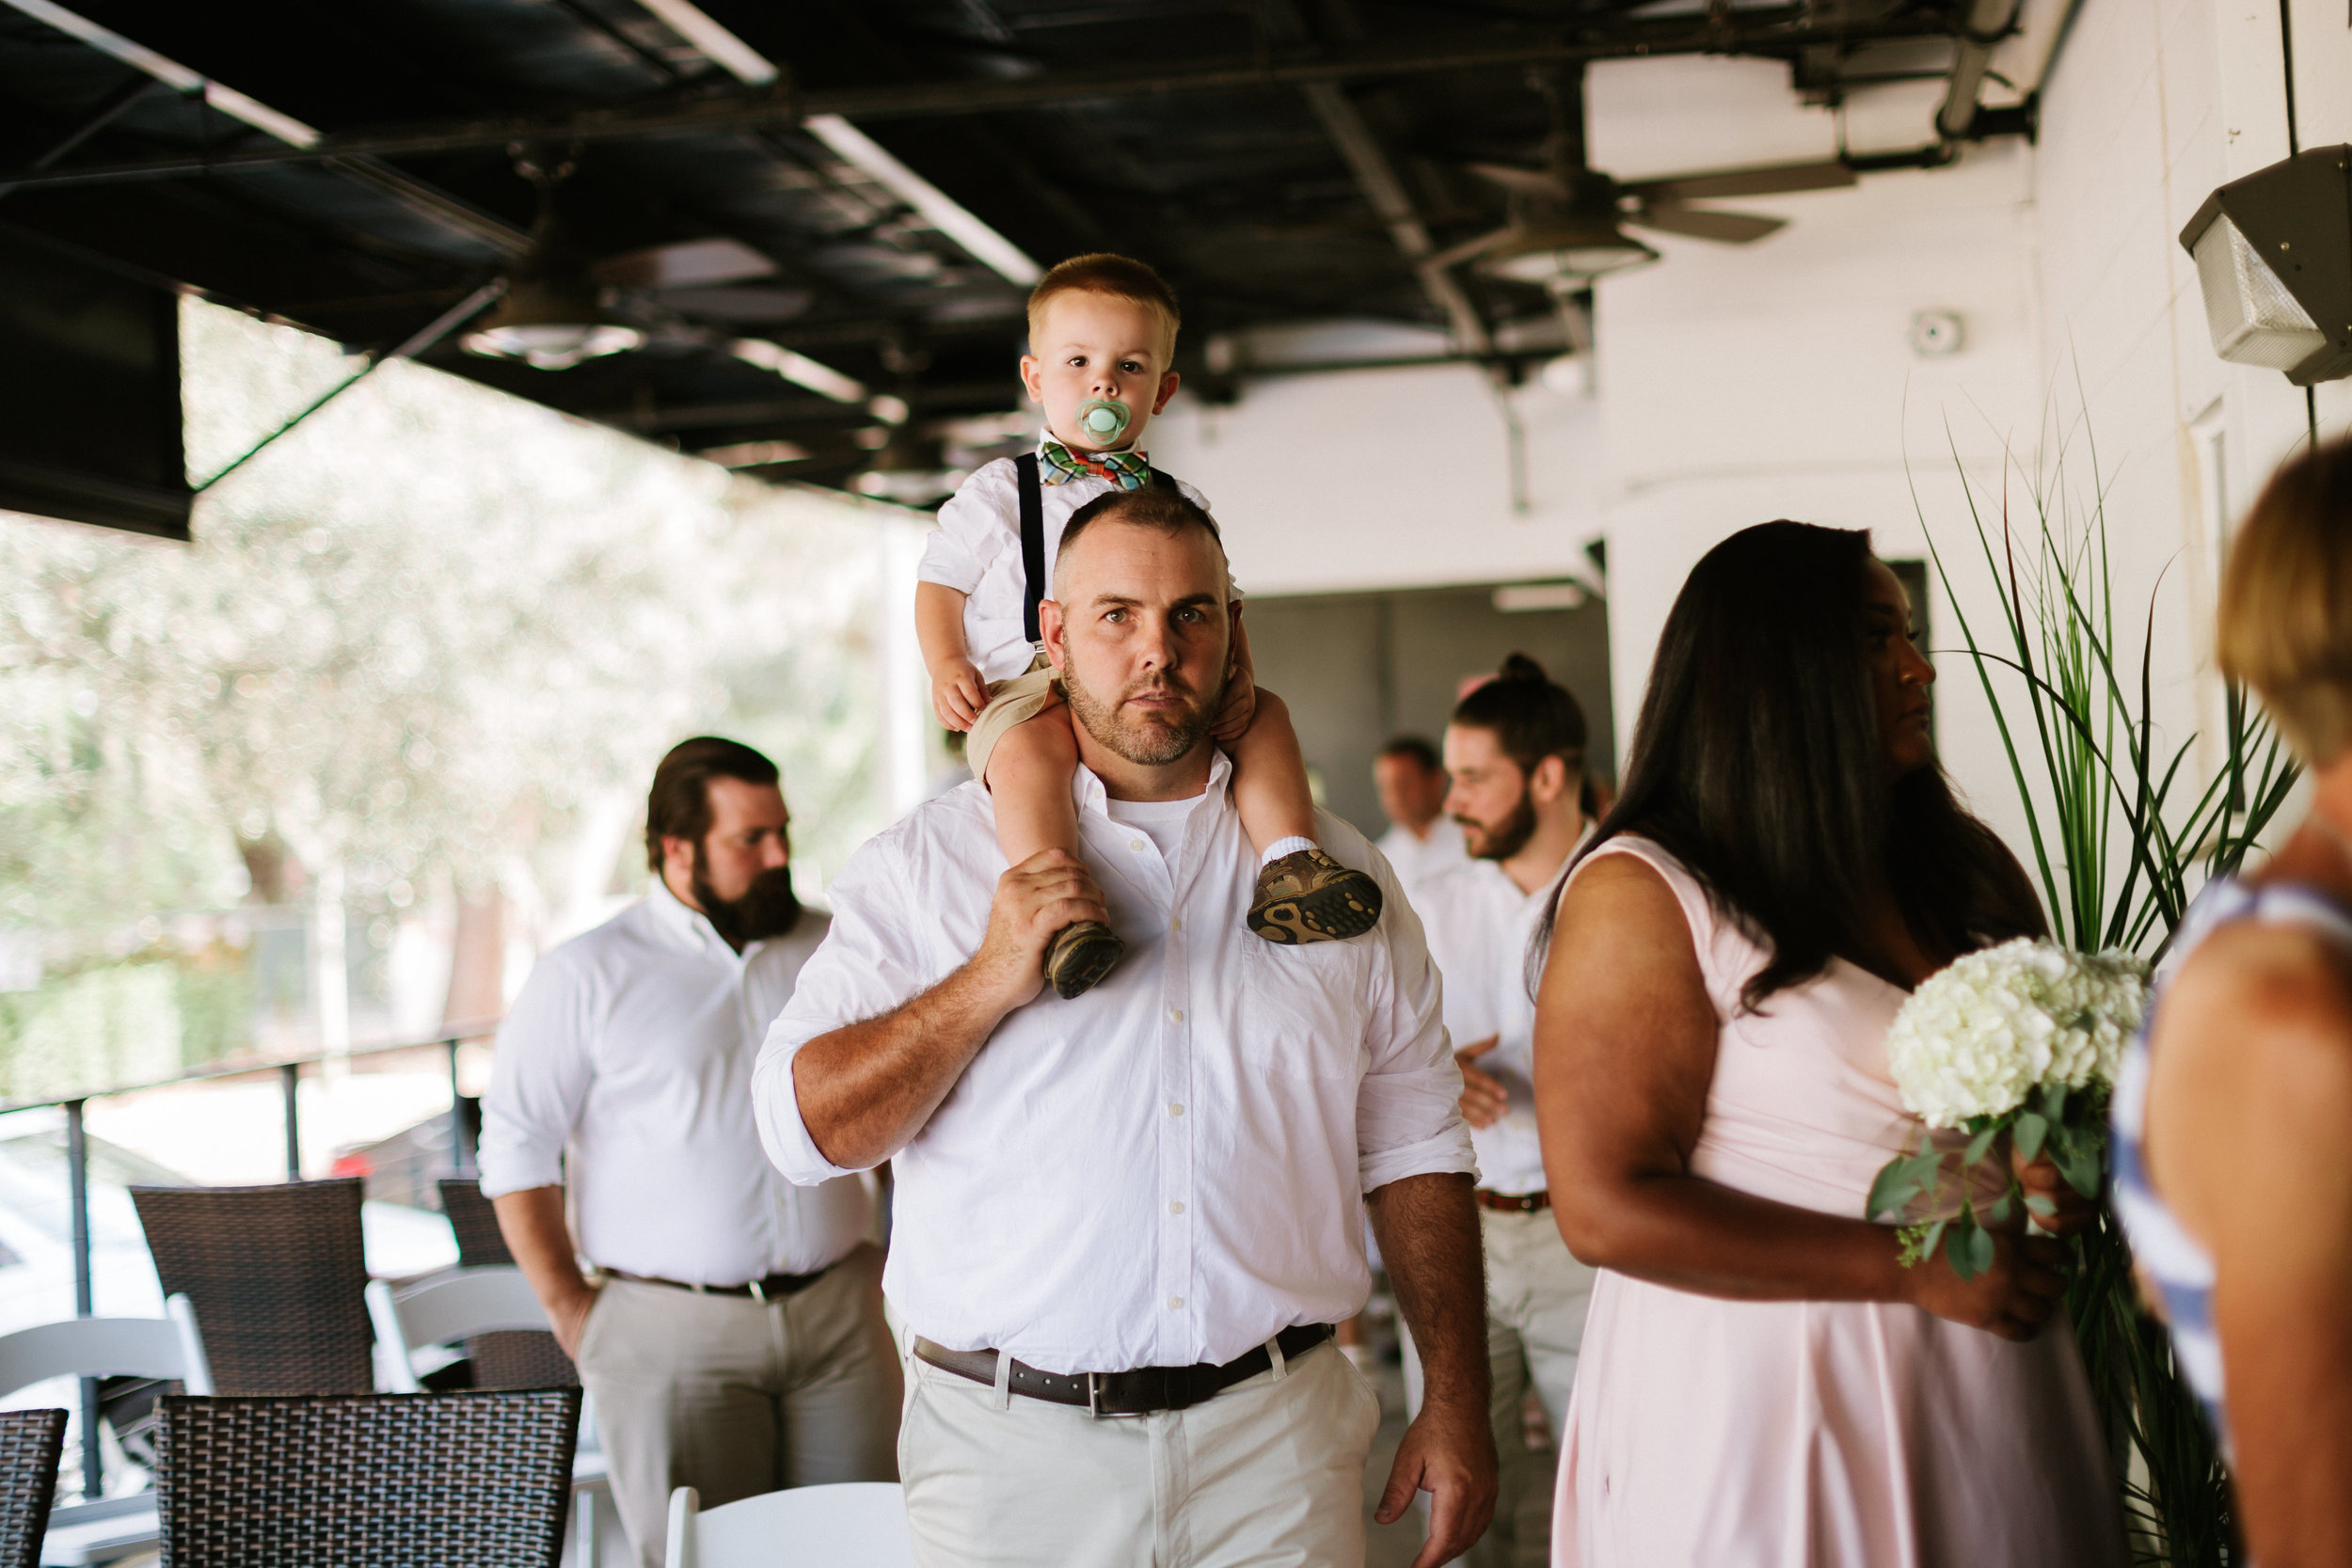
[748,1277,768,1305]
[1086,1370,1151,1420]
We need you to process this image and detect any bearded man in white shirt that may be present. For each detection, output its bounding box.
[481,737,898,1568]
[1409,656,1599,1568]
[755,486,1497,1568]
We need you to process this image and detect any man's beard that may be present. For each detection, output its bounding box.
[693,855,802,946]
[1458,787,1536,863]
[1060,659,1222,767]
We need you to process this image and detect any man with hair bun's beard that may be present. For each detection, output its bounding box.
[1408,656,1599,1568]
[480,737,898,1568]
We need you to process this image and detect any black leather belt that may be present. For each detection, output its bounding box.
[914,1323,1335,1417]
[609,1267,828,1302]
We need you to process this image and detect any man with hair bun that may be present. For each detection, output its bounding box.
[1410,655,1599,1567]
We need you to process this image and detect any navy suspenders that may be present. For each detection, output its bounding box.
[1013,451,1179,650]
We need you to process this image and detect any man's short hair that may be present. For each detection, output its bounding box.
[644,736,778,871]
[1378,736,1442,772]
[1053,486,1226,598]
[1028,253,1181,361]
[1451,654,1587,776]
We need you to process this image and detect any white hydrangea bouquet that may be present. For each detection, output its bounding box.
[1865,938,2149,1278]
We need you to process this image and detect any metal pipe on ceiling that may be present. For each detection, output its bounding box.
[0,9,1968,193]
[1300,82,1489,356]
[1935,0,2025,141]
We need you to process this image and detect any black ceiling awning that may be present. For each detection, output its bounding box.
[0,0,1996,518]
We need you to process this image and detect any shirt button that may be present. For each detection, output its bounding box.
[1168,1296,1184,1310]
[1168,1101,1184,1117]
[1171,917,1183,932]
[1169,1200,1185,1215]
[1129,838,1146,851]
[1168,1007,1184,1023]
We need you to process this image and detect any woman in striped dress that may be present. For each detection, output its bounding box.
[2113,436,2352,1566]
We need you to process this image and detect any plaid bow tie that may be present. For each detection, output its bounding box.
[1041,439,1152,490]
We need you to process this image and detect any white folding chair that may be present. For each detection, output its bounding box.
[365,1267,554,1392]
[0,1295,213,1567]
[365,1268,613,1562]
[664,1482,914,1568]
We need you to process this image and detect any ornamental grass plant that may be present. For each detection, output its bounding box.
[1913,403,2297,1566]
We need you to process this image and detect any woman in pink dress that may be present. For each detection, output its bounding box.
[1534,521,2126,1566]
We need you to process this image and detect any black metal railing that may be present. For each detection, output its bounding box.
[3,1019,501,1498]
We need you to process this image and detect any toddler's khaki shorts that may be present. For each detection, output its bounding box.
[965,649,1062,782]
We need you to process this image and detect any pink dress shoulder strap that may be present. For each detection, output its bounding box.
[1560,834,1765,1020]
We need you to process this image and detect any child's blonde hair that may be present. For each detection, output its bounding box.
[2219,435,2352,762]
[1026,254,1181,361]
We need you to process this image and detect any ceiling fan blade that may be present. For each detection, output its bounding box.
[1628,203,1787,244]
[1466,161,1573,200]
[1625,159,1856,204]
[1424,226,1518,271]
[589,237,778,289]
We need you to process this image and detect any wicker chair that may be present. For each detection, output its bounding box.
[155,1388,580,1568]
[130,1180,373,1395]
[436,1180,577,1390]
[0,1409,64,1568]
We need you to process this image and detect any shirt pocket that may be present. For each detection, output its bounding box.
[1239,939,1375,1078]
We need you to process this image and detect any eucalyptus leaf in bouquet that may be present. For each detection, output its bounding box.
[1867,939,2148,1279]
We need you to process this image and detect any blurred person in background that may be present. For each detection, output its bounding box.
[481,736,898,1568]
[1375,736,1467,891]
[2118,437,2352,1568]
[1405,656,1598,1568]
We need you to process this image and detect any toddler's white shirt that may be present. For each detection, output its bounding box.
[917,447,1214,685]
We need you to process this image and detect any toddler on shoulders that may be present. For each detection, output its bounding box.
[913,253,1383,999]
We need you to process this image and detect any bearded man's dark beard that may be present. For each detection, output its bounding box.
[694,858,803,947]
[1461,788,1537,863]
[1061,661,1222,767]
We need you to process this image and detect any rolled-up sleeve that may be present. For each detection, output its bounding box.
[478,950,596,1199]
[753,839,932,1185]
[1353,844,1479,1194]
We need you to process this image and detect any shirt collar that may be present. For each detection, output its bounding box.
[646,876,738,958]
[1071,745,1232,819]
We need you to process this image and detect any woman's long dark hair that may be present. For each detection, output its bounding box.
[1570,520,2044,1009]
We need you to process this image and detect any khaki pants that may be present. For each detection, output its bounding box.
[898,1337,1379,1568]
[1404,1209,1596,1568]
[576,1245,902,1568]
[964,652,1060,784]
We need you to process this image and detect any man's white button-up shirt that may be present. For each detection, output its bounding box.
[915,451,1215,684]
[1412,826,1593,1198]
[754,751,1475,1376]
[479,882,873,1285]
[1378,816,1469,895]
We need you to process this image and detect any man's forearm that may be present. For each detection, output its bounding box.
[1367,1172,1489,1412]
[794,960,1015,1170]
[493,1186,589,1307]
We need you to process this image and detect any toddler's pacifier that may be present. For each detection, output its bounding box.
[1074,398,1131,445]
